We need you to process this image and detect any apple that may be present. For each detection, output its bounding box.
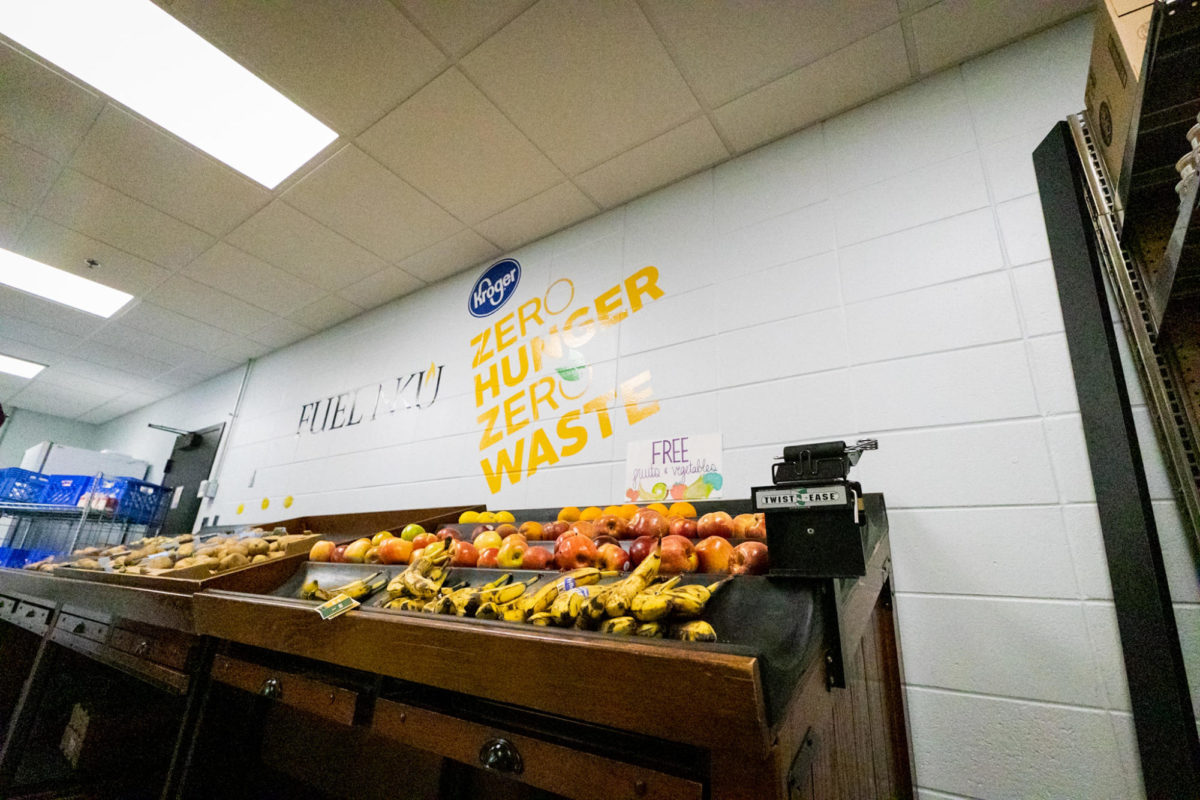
[745,513,766,540]
[732,541,769,575]
[365,546,382,564]
[697,511,735,539]
[409,547,424,565]
[451,540,479,567]
[593,534,620,549]
[518,521,544,541]
[695,536,736,574]
[593,514,629,539]
[308,540,335,562]
[400,523,425,542]
[521,546,555,570]
[378,537,413,565]
[628,535,658,567]
[371,530,395,547]
[629,508,669,539]
[569,520,596,540]
[659,535,697,574]
[342,538,373,564]
[473,530,502,551]
[542,520,569,539]
[495,523,519,539]
[477,547,500,569]
[668,516,698,539]
[411,533,437,551]
[496,536,529,568]
[435,527,461,543]
[471,524,495,540]
[596,542,630,572]
[330,544,348,563]
[732,513,759,539]
[554,533,598,570]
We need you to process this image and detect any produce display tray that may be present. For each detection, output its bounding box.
[50,552,309,595]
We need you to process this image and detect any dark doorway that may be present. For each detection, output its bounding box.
[159,423,224,537]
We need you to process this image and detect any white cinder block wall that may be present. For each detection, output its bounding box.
[93,15,1200,799]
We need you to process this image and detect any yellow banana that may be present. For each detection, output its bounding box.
[671,620,717,642]
[605,551,660,617]
[599,616,637,635]
[332,571,386,600]
[664,580,724,618]
[521,568,606,614]
[630,591,672,622]
[299,579,331,601]
[500,603,529,623]
[479,575,538,606]
[635,621,665,638]
[644,576,682,595]
[528,612,555,626]
[549,588,586,626]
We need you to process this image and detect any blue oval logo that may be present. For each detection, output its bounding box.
[469,258,521,318]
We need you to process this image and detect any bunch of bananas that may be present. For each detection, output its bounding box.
[299,570,387,602]
[386,540,452,601]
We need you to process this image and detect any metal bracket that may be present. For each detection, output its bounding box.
[786,727,817,799]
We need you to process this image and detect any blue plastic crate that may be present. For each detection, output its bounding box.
[40,474,93,507]
[0,468,50,503]
[90,476,168,525]
[0,547,56,569]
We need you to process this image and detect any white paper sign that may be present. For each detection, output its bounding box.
[624,433,723,503]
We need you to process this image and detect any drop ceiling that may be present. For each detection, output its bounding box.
[0,0,1091,425]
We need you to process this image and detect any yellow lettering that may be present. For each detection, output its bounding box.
[529,376,559,420]
[531,329,562,372]
[620,370,660,425]
[556,410,588,458]
[583,392,615,439]
[481,440,525,494]
[474,362,500,407]
[494,312,517,352]
[594,285,627,326]
[503,390,529,436]
[526,427,560,477]
[517,298,543,338]
[476,405,502,450]
[470,328,493,368]
[624,265,664,313]
[501,345,529,387]
[562,307,594,348]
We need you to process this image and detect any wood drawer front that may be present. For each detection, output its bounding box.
[373,699,703,800]
[110,626,193,670]
[13,601,52,634]
[211,654,359,727]
[56,613,109,643]
[0,595,19,619]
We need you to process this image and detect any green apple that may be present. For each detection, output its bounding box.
[400,523,425,542]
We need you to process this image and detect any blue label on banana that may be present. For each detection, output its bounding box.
[561,577,577,590]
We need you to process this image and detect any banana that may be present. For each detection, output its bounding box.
[332,571,386,601]
[520,568,607,615]
[385,597,424,612]
[528,612,555,626]
[299,579,332,602]
[500,603,529,623]
[644,576,682,595]
[549,588,587,626]
[671,620,717,642]
[479,575,538,606]
[599,616,637,635]
[664,580,724,618]
[630,591,672,622]
[387,540,452,598]
[604,551,660,617]
[581,589,611,623]
[635,621,665,638]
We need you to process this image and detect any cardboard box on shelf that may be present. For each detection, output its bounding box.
[1084,0,1154,211]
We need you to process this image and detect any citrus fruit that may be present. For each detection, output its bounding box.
[558,506,581,522]
[668,501,697,518]
[579,506,603,521]
[459,510,480,524]
[494,510,515,523]
[647,502,670,516]
[478,511,497,523]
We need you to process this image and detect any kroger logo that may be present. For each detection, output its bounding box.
[469,258,521,318]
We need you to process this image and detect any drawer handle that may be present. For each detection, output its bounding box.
[25,610,35,618]
[260,677,283,700]
[73,622,87,635]
[479,738,523,775]
[135,640,150,656]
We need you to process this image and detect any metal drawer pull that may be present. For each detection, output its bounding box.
[260,677,282,700]
[479,738,523,775]
[135,640,149,656]
[73,622,86,634]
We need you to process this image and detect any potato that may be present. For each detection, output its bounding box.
[268,550,285,559]
[176,543,195,558]
[125,566,143,575]
[178,534,193,543]
[227,542,250,557]
[194,546,218,559]
[218,553,249,572]
[75,558,100,570]
[250,554,268,564]
[146,556,174,570]
[268,540,283,552]
[244,538,269,556]
[173,557,195,569]
[111,556,128,568]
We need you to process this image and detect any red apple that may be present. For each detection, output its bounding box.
[330,544,348,563]
[342,538,373,563]
[695,536,736,574]
[477,547,500,569]
[697,511,735,539]
[520,546,554,570]
[471,524,495,540]
[308,540,335,562]
[731,513,759,539]
[450,540,478,567]
[518,521,545,540]
[378,537,413,565]
[668,516,698,539]
[593,514,629,539]
[659,535,697,574]
[628,535,658,567]
[732,541,769,575]
[542,520,570,539]
[745,513,766,540]
[435,527,461,543]
[554,533,598,570]
[411,533,437,551]
[569,520,596,540]
[596,542,630,572]
[630,508,670,538]
[593,534,620,549]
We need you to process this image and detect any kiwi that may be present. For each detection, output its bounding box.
[218,553,249,572]
[244,538,269,557]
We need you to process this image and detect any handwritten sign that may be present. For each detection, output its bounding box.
[624,433,723,503]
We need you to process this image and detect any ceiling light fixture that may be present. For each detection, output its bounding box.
[0,353,46,380]
[0,247,133,317]
[0,0,338,188]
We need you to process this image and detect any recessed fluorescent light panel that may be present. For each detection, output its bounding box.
[0,353,45,380]
[0,0,338,188]
[0,248,133,318]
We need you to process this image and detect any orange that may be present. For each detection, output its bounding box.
[668,501,697,519]
[579,506,603,521]
[619,504,638,520]
[558,506,581,522]
[602,505,624,518]
[647,502,669,516]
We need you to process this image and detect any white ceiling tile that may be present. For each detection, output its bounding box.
[0,315,81,355]
[576,117,727,209]
[0,41,104,162]
[247,317,314,349]
[88,322,204,367]
[16,216,170,297]
[358,68,562,224]
[0,332,59,366]
[153,367,217,389]
[336,267,424,310]
[0,136,59,210]
[0,373,28,401]
[174,349,241,377]
[282,145,463,262]
[69,105,270,236]
[0,289,107,337]
[115,302,244,353]
[184,242,324,316]
[394,0,536,57]
[49,355,166,395]
[9,382,110,419]
[146,275,274,336]
[397,229,499,283]
[461,0,700,174]
[72,339,174,379]
[157,0,445,134]
[641,0,901,107]
[77,391,160,425]
[287,295,363,330]
[0,200,28,247]
[474,182,598,252]
[211,338,271,364]
[38,170,215,269]
[713,25,911,153]
[29,366,125,401]
[225,201,388,291]
[912,0,1092,74]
